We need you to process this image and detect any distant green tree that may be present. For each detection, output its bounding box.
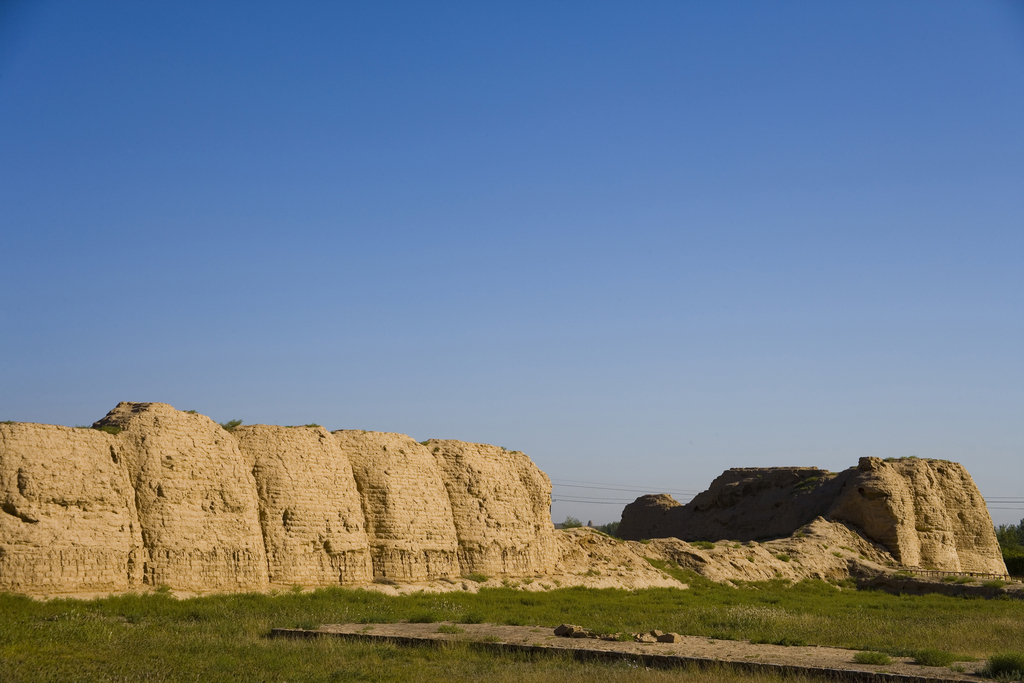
[219,419,243,432]
[995,519,1023,549]
[995,519,1024,576]
[596,521,620,537]
[561,516,582,529]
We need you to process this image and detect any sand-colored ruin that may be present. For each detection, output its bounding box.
[0,402,1008,596]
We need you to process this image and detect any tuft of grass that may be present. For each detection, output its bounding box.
[914,649,957,667]
[692,541,716,550]
[93,424,122,435]
[408,611,442,623]
[954,576,974,584]
[854,651,892,666]
[462,573,488,583]
[752,637,805,647]
[982,580,1006,588]
[219,419,243,431]
[982,652,1024,680]
[303,423,321,428]
[774,554,791,563]
[436,624,464,634]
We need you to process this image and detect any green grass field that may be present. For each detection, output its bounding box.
[1,572,1022,682]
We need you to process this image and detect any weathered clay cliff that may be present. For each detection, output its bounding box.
[333,431,460,581]
[427,440,558,576]
[1,402,1007,595]
[828,457,1005,572]
[0,402,583,595]
[235,425,372,586]
[619,456,1006,574]
[95,403,270,591]
[0,423,141,593]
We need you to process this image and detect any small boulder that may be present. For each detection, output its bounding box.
[657,632,682,643]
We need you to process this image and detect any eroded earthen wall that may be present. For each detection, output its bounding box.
[333,431,459,581]
[0,423,142,593]
[829,457,1006,573]
[622,456,1007,574]
[96,403,269,591]
[234,424,372,586]
[427,440,557,576]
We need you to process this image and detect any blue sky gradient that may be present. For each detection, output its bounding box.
[1,1,1022,524]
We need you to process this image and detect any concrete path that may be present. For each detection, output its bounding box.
[271,622,983,683]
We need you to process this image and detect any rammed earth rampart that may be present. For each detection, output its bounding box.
[0,402,561,593]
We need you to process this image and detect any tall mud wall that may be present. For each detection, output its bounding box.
[427,440,558,576]
[619,456,1006,574]
[95,403,269,591]
[0,403,565,594]
[333,431,460,581]
[235,425,372,586]
[0,424,142,593]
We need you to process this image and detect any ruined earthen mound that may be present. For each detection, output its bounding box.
[619,457,1006,574]
[633,517,894,583]
[3,402,1005,595]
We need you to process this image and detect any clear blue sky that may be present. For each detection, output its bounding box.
[2,1,1022,525]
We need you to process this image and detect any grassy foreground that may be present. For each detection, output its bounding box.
[1,574,1022,682]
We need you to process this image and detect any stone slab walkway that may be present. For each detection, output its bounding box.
[271,622,984,683]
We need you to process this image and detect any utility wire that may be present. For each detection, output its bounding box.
[551,498,637,505]
[551,478,699,495]
[552,482,699,495]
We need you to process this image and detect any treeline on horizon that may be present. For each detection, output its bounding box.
[996,520,1024,576]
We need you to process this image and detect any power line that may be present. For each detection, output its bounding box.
[552,494,637,503]
[552,483,696,497]
[551,498,634,505]
[550,478,700,495]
